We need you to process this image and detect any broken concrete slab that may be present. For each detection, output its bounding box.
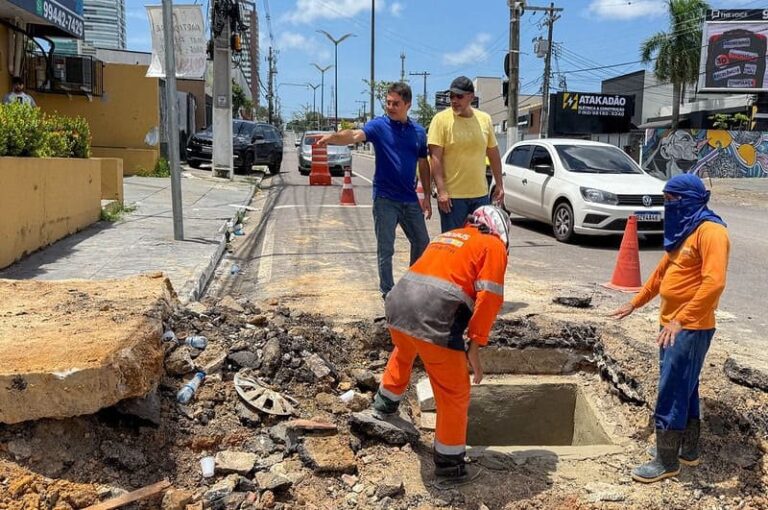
[254,472,292,492]
[299,435,357,474]
[115,389,162,426]
[349,410,419,445]
[416,377,435,411]
[215,451,258,475]
[724,355,768,392]
[0,275,173,424]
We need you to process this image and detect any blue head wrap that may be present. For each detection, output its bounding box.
[663,174,726,252]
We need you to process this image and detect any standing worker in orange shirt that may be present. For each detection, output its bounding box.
[610,173,729,483]
[372,205,510,481]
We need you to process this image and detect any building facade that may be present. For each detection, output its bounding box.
[53,0,125,54]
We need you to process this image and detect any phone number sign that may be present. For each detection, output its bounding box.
[9,0,84,38]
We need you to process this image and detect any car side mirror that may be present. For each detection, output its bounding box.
[533,164,553,175]
[294,141,300,147]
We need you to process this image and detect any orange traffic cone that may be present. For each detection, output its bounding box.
[309,144,332,186]
[416,179,426,209]
[603,215,642,292]
[340,167,356,206]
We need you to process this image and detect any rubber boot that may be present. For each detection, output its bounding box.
[632,429,682,483]
[372,390,399,416]
[433,449,467,479]
[646,418,701,466]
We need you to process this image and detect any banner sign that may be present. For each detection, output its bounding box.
[146,5,206,80]
[550,92,634,134]
[699,9,768,92]
[7,0,84,38]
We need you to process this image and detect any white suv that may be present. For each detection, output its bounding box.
[493,139,665,243]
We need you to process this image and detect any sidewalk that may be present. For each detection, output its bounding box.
[0,169,256,303]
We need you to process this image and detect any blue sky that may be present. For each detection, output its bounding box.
[124,0,763,120]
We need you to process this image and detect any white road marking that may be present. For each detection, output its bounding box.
[257,217,276,284]
[273,204,373,209]
[352,170,373,185]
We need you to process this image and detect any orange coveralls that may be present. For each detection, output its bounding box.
[380,226,508,456]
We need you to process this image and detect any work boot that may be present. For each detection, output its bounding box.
[646,418,701,466]
[632,429,682,483]
[372,390,399,416]
[433,450,467,479]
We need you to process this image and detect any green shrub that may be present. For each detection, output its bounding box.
[0,104,92,158]
[135,157,171,177]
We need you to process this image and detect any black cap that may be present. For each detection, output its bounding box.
[449,76,474,95]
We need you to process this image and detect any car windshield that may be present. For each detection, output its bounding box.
[233,121,254,137]
[303,135,322,146]
[554,145,642,174]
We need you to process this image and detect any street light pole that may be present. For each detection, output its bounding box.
[311,63,332,129]
[307,83,320,129]
[318,30,355,131]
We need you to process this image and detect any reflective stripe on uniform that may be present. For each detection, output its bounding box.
[402,272,475,310]
[434,439,466,455]
[474,279,504,296]
[378,385,404,402]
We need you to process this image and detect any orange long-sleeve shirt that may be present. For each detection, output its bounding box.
[631,222,730,329]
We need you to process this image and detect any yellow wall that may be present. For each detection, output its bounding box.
[34,63,160,175]
[0,157,102,269]
[96,158,124,204]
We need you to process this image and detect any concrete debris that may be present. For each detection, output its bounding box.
[215,450,258,475]
[299,435,357,473]
[349,410,419,445]
[262,337,282,375]
[375,476,404,499]
[161,488,194,510]
[235,401,262,427]
[165,347,195,375]
[204,475,238,504]
[194,346,228,374]
[218,295,246,314]
[115,389,162,426]
[350,368,378,392]
[585,482,626,502]
[724,354,768,392]
[416,376,435,411]
[303,352,333,380]
[254,471,293,492]
[227,350,260,369]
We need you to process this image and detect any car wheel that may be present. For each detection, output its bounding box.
[488,184,508,213]
[268,157,282,175]
[552,201,575,243]
[188,159,201,169]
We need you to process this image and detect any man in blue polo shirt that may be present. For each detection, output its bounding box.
[317,82,431,299]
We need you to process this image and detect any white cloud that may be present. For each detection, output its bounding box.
[390,2,403,17]
[443,34,491,66]
[587,0,666,20]
[277,31,333,60]
[284,0,373,24]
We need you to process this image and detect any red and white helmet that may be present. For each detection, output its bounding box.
[469,205,512,251]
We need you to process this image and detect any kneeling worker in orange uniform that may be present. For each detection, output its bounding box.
[373,205,510,479]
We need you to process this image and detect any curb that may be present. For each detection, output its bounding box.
[180,171,262,304]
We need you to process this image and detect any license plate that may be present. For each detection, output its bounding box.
[634,212,661,222]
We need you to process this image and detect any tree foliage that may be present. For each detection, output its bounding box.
[412,95,436,129]
[640,0,709,129]
[232,81,253,118]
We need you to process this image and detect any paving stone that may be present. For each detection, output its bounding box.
[420,412,436,430]
[215,450,258,475]
[299,435,357,474]
[416,377,435,411]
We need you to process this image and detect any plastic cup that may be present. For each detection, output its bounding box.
[339,390,355,403]
[200,456,215,478]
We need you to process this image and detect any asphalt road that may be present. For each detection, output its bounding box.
[210,135,767,353]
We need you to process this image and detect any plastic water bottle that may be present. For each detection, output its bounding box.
[185,335,208,349]
[162,330,177,342]
[177,372,206,404]
[230,264,240,275]
[233,224,245,236]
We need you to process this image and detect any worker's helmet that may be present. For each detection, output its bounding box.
[469,205,512,251]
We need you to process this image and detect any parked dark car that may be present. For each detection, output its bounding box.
[186,120,283,174]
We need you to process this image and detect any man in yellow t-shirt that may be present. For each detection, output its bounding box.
[428,76,504,232]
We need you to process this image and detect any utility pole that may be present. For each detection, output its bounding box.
[161,0,183,239]
[409,71,430,103]
[267,47,275,124]
[400,51,406,82]
[370,0,375,120]
[356,99,367,124]
[506,1,524,149]
[212,0,233,180]
[526,2,562,138]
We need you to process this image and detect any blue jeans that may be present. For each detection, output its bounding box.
[654,328,714,431]
[373,197,430,297]
[439,195,490,233]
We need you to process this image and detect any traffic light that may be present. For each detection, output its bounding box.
[502,79,509,107]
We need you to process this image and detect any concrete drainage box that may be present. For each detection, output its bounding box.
[463,376,623,459]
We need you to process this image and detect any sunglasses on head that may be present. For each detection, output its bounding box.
[450,93,465,99]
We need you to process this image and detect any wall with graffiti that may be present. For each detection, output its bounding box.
[642,129,768,179]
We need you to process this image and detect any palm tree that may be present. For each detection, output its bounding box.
[640,0,709,129]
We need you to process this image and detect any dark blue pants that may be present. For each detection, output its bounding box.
[439,195,490,233]
[373,197,430,298]
[655,328,714,431]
